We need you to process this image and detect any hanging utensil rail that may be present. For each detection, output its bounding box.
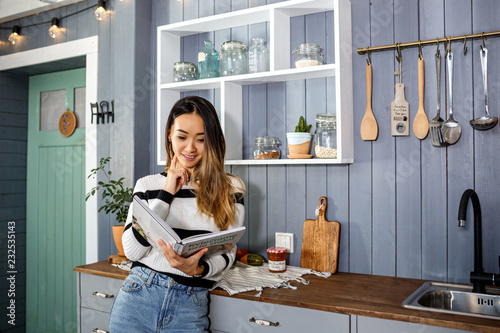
[357,30,500,55]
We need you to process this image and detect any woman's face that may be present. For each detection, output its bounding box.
[168,113,205,171]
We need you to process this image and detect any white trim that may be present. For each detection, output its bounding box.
[0,35,99,263]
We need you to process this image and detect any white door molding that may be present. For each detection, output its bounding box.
[0,36,99,263]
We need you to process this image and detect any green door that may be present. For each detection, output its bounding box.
[26,68,86,332]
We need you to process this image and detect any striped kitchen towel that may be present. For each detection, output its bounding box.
[212,261,331,296]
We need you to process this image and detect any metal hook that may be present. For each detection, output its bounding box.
[435,38,441,58]
[445,37,452,55]
[366,49,371,64]
[417,40,423,59]
[462,35,468,55]
[481,32,486,51]
[395,43,402,63]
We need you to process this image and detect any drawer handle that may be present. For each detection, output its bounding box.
[93,329,109,333]
[92,291,114,298]
[249,317,279,327]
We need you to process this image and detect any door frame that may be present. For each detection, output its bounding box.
[0,36,99,263]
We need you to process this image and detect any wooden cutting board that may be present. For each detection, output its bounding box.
[300,197,340,274]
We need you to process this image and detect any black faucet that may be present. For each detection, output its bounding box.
[458,189,499,293]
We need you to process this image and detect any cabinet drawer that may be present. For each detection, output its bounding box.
[81,274,123,313]
[80,308,110,333]
[209,295,350,332]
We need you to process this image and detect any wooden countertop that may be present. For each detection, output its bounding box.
[74,261,500,332]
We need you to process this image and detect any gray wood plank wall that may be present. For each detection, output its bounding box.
[154,0,500,282]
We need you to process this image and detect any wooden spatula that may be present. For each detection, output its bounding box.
[413,57,429,139]
[300,197,340,274]
[360,61,378,141]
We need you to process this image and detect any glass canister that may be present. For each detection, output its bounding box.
[267,247,287,273]
[314,113,337,158]
[219,41,247,76]
[253,136,280,159]
[248,37,270,73]
[292,43,325,68]
[198,40,219,79]
[173,62,197,82]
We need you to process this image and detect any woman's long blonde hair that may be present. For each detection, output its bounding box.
[165,96,244,230]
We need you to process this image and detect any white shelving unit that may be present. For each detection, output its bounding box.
[156,0,353,165]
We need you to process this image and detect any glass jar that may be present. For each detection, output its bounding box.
[248,37,269,73]
[198,40,219,79]
[173,62,197,82]
[293,43,325,68]
[219,41,247,76]
[314,113,337,158]
[253,136,280,159]
[267,247,287,273]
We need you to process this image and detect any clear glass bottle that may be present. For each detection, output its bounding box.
[293,43,325,68]
[253,136,280,159]
[198,40,218,79]
[248,37,270,73]
[219,41,247,76]
[173,62,197,82]
[314,113,337,158]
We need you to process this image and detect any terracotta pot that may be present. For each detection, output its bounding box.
[112,225,126,257]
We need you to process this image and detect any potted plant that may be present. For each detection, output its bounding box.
[286,116,313,158]
[86,157,133,257]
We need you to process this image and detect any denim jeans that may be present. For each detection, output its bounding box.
[109,266,209,332]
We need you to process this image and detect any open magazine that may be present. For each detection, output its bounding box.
[132,196,246,257]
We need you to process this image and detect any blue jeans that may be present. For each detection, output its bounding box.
[109,266,209,332]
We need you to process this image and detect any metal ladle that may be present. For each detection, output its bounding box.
[441,50,462,145]
[470,47,498,130]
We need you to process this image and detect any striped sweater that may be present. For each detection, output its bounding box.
[122,172,245,288]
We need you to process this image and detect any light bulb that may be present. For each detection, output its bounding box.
[8,26,20,45]
[48,18,59,39]
[95,0,106,21]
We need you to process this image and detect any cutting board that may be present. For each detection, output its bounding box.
[300,197,340,274]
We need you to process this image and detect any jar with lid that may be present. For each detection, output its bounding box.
[198,40,218,79]
[173,62,197,82]
[248,37,269,73]
[314,113,337,158]
[267,247,287,273]
[253,136,280,159]
[292,43,325,68]
[219,41,247,76]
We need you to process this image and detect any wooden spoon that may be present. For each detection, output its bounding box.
[360,62,378,141]
[413,57,429,139]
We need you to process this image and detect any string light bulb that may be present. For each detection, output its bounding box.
[8,26,20,45]
[48,18,59,39]
[94,0,106,21]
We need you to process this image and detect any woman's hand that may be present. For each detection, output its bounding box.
[164,155,190,195]
[158,239,208,276]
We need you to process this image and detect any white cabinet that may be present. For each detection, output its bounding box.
[209,295,351,332]
[354,316,473,333]
[156,0,353,165]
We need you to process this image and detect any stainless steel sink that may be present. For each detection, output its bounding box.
[402,282,500,320]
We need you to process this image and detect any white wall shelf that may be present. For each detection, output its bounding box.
[156,0,352,166]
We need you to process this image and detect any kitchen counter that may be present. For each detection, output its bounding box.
[74,261,500,332]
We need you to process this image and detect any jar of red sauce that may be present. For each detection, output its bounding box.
[267,247,287,273]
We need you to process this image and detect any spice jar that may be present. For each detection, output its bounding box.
[219,41,247,76]
[293,43,325,68]
[253,136,280,159]
[173,62,197,82]
[267,247,287,273]
[314,113,337,158]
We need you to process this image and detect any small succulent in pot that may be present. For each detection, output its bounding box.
[286,116,313,158]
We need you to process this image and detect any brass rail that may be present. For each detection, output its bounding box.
[357,30,500,55]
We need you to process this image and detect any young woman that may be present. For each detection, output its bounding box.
[109,96,245,332]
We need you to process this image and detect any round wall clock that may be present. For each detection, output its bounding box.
[59,109,77,137]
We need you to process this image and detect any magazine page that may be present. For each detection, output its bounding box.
[132,196,181,248]
[176,226,246,257]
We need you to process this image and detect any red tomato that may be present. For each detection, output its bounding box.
[236,248,250,260]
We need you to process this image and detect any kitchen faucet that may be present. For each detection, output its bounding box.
[458,189,499,293]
